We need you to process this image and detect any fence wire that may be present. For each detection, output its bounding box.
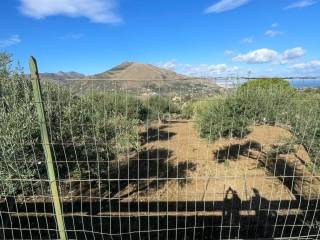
[1,59,320,239]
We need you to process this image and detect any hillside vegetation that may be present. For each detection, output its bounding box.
[0,54,179,196]
[1,53,320,198]
[191,78,320,171]
[41,61,222,100]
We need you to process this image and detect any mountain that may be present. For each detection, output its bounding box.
[40,62,222,99]
[40,71,85,80]
[91,61,189,80]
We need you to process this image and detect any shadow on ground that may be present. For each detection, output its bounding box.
[139,125,176,145]
[106,147,197,198]
[214,140,262,163]
[2,187,320,239]
[60,147,196,199]
[2,124,320,239]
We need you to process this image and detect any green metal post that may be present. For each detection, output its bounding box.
[29,56,67,240]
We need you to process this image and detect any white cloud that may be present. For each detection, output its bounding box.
[19,0,121,23]
[283,47,305,60]
[241,36,254,44]
[224,50,235,56]
[158,60,177,71]
[159,59,320,77]
[289,60,320,73]
[232,47,305,64]
[204,0,250,13]
[284,0,318,9]
[0,35,21,48]
[265,23,283,38]
[182,64,240,77]
[233,48,279,64]
[265,29,282,38]
[159,60,241,77]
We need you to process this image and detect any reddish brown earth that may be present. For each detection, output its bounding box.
[8,120,318,224]
[119,121,297,203]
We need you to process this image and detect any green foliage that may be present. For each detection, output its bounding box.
[0,54,185,196]
[237,78,296,123]
[143,95,180,121]
[194,78,320,172]
[239,78,291,91]
[194,78,296,142]
[0,54,142,196]
[266,141,296,161]
[181,101,196,119]
[81,92,148,121]
[194,96,250,141]
[289,92,320,166]
[58,92,141,161]
[0,53,40,195]
[193,79,296,142]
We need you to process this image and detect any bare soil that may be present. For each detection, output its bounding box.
[119,121,296,203]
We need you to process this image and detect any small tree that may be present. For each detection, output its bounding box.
[0,53,143,196]
[194,95,250,141]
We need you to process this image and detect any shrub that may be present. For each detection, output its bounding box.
[237,78,296,124]
[290,92,320,167]
[193,79,295,140]
[194,96,250,141]
[193,79,296,141]
[82,92,148,122]
[194,78,320,172]
[181,101,196,119]
[57,92,141,162]
[241,80,320,171]
[0,54,41,195]
[0,54,142,196]
[239,78,291,91]
[143,95,180,121]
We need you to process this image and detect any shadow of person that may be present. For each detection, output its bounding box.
[223,187,241,227]
[251,188,276,238]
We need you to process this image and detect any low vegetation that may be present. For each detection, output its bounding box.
[143,95,180,121]
[0,54,179,196]
[194,95,250,141]
[192,78,320,170]
[1,53,320,197]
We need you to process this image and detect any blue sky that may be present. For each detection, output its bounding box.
[1,0,320,77]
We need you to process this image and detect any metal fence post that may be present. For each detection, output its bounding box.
[29,56,67,240]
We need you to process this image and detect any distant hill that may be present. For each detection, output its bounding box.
[91,61,189,81]
[40,71,85,80]
[41,62,222,99]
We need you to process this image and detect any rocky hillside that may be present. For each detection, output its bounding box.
[91,61,188,81]
[40,62,222,99]
[40,71,85,80]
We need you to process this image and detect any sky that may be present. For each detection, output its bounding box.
[1,0,320,77]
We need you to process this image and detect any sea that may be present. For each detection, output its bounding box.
[214,78,320,89]
[287,79,320,89]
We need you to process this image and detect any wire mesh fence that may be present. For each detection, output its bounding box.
[1,56,320,239]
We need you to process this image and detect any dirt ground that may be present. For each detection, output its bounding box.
[119,121,295,203]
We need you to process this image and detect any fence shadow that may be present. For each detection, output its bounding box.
[2,188,320,239]
[2,138,320,239]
